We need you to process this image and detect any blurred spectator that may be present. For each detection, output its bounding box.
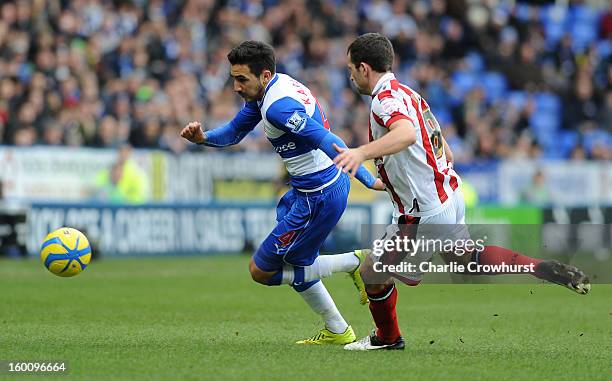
[520,169,551,205]
[92,144,149,204]
[598,89,612,131]
[563,71,600,129]
[0,0,608,162]
[93,161,127,203]
[570,144,587,160]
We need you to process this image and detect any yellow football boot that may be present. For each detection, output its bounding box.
[296,326,356,345]
[348,249,369,305]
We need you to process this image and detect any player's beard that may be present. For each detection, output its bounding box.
[350,78,368,96]
[254,82,265,100]
[239,83,265,102]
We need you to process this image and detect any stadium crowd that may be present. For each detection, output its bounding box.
[0,0,610,162]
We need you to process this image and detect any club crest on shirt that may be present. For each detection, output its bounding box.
[380,98,402,115]
[285,111,307,133]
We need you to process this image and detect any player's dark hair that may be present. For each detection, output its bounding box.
[347,33,394,73]
[227,41,276,76]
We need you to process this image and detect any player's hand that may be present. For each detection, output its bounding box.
[332,143,366,177]
[372,178,386,191]
[180,121,205,144]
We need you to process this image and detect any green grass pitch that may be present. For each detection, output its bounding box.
[1,255,610,381]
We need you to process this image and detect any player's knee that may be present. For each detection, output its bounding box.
[359,254,376,279]
[363,257,394,294]
[248,260,271,285]
[365,283,386,294]
[360,256,393,293]
[440,249,474,268]
[456,251,475,266]
[365,279,393,294]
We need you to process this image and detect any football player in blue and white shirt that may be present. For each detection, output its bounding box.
[181,41,384,345]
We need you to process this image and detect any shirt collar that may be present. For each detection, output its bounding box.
[258,73,278,107]
[371,72,396,97]
[264,73,279,97]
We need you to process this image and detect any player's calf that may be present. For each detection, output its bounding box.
[363,280,403,346]
[443,245,542,275]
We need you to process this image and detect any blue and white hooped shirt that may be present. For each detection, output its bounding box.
[204,73,375,192]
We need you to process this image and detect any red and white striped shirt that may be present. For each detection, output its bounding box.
[369,73,461,218]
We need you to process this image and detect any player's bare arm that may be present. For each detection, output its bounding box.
[332,119,416,176]
[180,121,205,144]
[442,136,453,165]
[371,178,386,191]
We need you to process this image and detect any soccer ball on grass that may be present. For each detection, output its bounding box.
[40,227,92,277]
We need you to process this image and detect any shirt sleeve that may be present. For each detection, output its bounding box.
[372,90,414,129]
[202,101,262,147]
[265,96,329,148]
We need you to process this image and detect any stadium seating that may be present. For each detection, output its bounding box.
[0,0,608,161]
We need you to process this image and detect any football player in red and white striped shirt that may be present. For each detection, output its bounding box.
[334,33,591,351]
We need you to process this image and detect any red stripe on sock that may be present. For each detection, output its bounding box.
[368,286,401,343]
[477,246,542,274]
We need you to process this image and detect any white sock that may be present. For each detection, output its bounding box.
[280,267,294,285]
[303,252,359,283]
[296,281,349,334]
